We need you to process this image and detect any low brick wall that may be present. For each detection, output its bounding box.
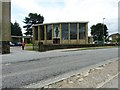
[37,44,116,52]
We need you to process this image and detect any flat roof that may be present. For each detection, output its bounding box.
[11,36,32,38]
[33,21,89,26]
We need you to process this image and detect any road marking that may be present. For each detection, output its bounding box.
[96,72,120,88]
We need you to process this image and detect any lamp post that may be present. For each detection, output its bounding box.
[103,18,105,45]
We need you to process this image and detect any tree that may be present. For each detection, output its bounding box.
[11,21,22,36]
[91,23,108,43]
[23,13,44,36]
[115,34,120,43]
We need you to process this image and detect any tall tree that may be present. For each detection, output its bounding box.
[91,23,108,43]
[23,13,44,36]
[11,21,22,36]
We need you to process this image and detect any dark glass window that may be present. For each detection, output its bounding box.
[61,23,69,40]
[35,26,38,40]
[40,25,44,40]
[53,24,60,38]
[79,23,86,39]
[70,23,77,40]
[46,25,52,40]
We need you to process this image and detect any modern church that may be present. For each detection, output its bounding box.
[32,21,88,45]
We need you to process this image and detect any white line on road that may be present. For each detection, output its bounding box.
[96,72,120,88]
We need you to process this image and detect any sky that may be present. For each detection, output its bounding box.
[11,0,119,36]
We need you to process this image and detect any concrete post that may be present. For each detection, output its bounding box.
[68,23,70,44]
[77,23,79,44]
[0,0,11,54]
[86,23,88,44]
[44,25,47,44]
[52,24,54,44]
[32,26,35,50]
[52,24,54,40]
[60,24,62,44]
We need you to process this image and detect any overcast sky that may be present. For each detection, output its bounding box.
[11,0,119,36]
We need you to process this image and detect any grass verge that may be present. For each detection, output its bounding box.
[25,46,117,52]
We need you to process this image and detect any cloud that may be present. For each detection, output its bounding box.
[11,0,119,35]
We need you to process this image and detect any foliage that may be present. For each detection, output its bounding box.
[11,21,22,36]
[23,13,44,36]
[91,23,108,42]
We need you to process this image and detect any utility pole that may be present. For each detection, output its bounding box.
[103,18,105,45]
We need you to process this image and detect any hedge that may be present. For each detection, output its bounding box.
[36,44,116,52]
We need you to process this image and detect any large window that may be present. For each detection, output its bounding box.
[35,26,38,40]
[70,23,77,40]
[53,24,60,38]
[46,25,52,40]
[79,23,86,39]
[40,25,44,40]
[61,23,69,40]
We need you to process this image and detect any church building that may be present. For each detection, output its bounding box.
[32,21,88,45]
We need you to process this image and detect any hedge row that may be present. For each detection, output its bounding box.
[37,44,116,52]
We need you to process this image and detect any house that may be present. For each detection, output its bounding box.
[109,33,120,44]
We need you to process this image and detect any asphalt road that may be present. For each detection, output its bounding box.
[2,47,118,88]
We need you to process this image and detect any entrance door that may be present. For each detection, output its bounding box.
[53,38,60,44]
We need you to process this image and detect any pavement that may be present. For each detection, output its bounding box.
[1,46,118,64]
[2,47,72,64]
[101,73,119,88]
[41,60,119,88]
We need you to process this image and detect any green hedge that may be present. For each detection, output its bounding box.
[37,44,116,52]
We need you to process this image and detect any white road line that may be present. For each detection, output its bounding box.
[96,72,120,88]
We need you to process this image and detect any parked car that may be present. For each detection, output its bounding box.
[94,41,104,45]
[9,42,15,46]
[14,42,22,46]
[17,42,22,46]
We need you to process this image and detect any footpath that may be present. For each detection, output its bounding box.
[39,60,119,88]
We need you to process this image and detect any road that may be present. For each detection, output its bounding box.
[2,47,118,88]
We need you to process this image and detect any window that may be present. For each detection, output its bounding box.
[53,24,60,38]
[35,26,38,40]
[46,25,52,40]
[79,23,86,39]
[61,23,69,40]
[40,25,44,40]
[70,23,77,40]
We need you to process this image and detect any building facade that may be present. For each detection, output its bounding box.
[109,33,120,44]
[32,22,88,45]
[11,36,32,43]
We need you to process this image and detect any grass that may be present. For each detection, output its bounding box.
[63,46,117,52]
[25,46,117,52]
[25,43,33,46]
[25,48,34,51]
